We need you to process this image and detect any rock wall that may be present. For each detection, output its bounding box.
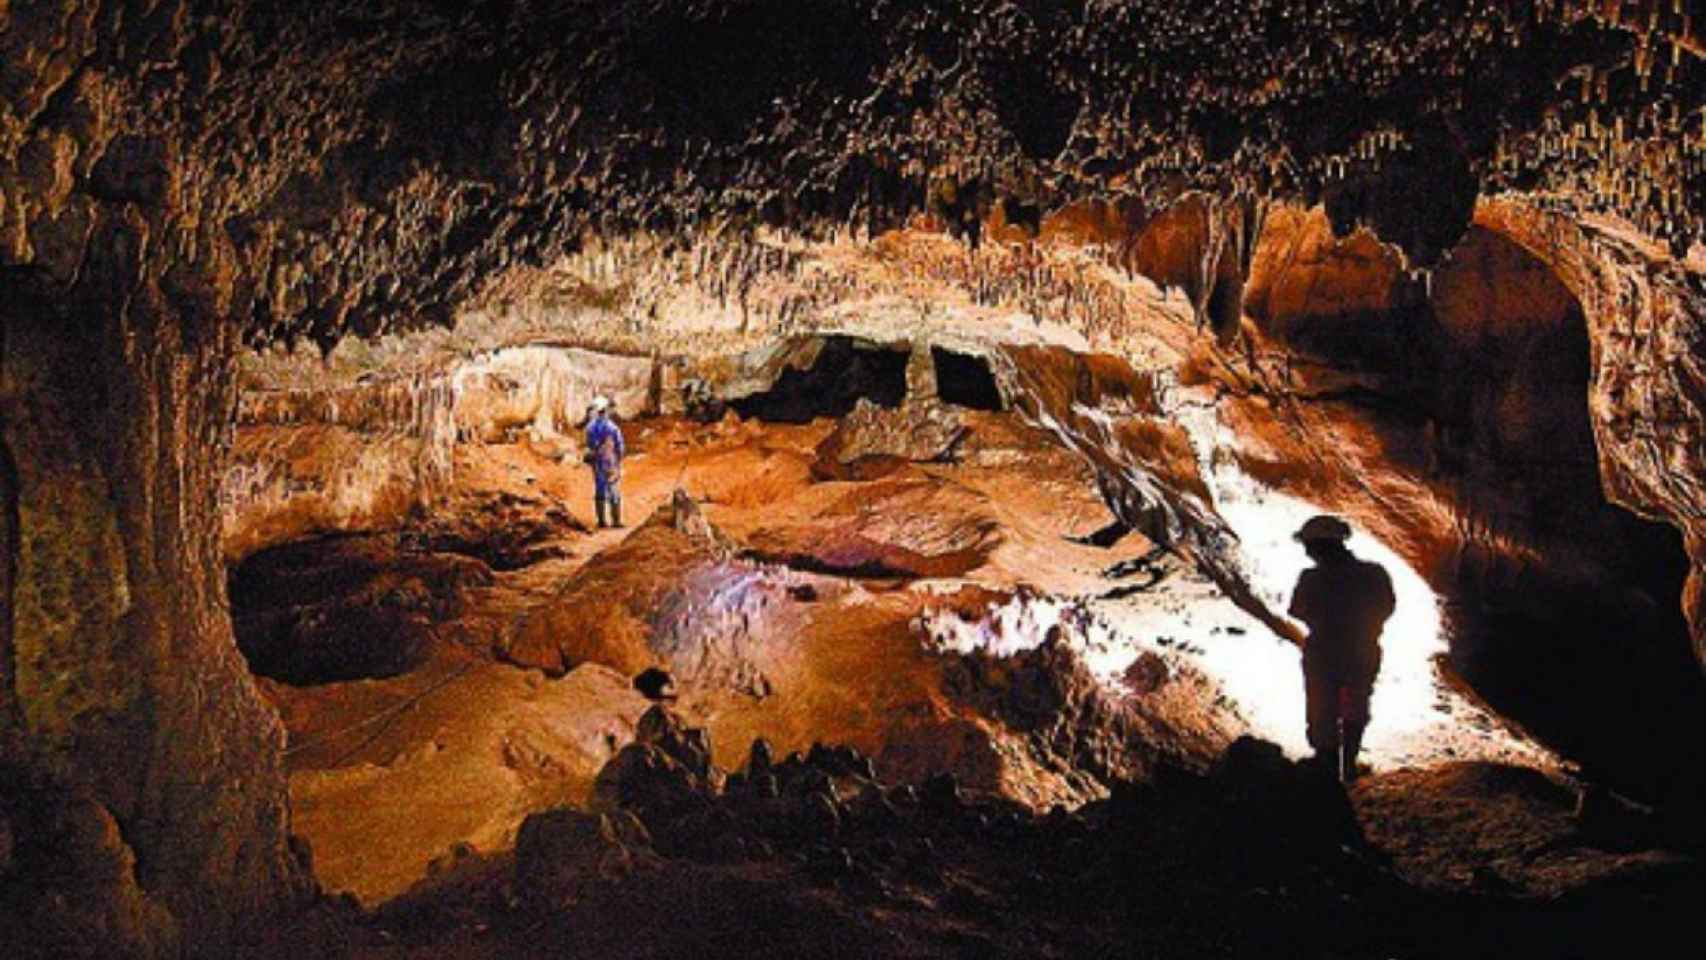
[223,344,655,559]
[1185,201,1703,824]
[1,1,1703,953]
[1477,201,1706,670]
[0,287,311,958]
[450,345,654,442]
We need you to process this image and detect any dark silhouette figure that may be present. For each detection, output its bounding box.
[1286,515,1395,783]
[633,667,677,702]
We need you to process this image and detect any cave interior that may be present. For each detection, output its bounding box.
[2,1,1705,958]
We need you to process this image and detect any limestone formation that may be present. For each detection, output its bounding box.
[2,2,1704,956]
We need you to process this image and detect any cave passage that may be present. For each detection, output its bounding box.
[931,346,1004,410]
[1237,220,1706,829]
[1424,232,1702,825]
[730,336,909,423]
[1450,518,1702,824]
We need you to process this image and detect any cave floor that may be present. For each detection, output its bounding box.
[246,412,1699,956]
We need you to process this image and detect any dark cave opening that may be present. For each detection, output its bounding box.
[1204,269,1244,343]
[1447,518,1704,840]
[931,346,1003,411]
[1416,232,1706,837]
[730,336,909,423]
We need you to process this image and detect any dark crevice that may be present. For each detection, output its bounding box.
[1067,518,1132,549]
[731,336,908,423]
[931,347,1003,411]
[736,549,916,581]
[1204,269,1244,344]
[0,424,17,732]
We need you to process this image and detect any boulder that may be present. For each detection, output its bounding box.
[634,705,714,780]
[514,809,642,908]
[590,706,722,848]
[1210,736,1363,851]
[813,397,967,476]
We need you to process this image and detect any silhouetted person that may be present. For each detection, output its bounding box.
[584,395,625,528]
[1286,515,1395,784]
[632,667,677,702]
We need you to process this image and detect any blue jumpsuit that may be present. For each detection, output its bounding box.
[586,414,625,507]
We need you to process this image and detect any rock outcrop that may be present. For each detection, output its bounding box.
[1173,200,1705,823]
[3,2,1704,955]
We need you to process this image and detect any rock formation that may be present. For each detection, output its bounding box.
[2,1,1704,956]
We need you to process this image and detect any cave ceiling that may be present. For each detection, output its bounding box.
[2,1,1703,352]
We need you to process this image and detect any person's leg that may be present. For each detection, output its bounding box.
[595,470,613,527]
[1341,680,1373,781]
[609,481,623,527]
[1303,661,1340,769]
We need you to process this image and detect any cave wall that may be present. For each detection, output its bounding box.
[0,288,311,957]
[1120,193,1262,343]
[0,1,1703,952]
[1199,202,1704,823]
[223,343,659,560]
[1477,200,1706,670]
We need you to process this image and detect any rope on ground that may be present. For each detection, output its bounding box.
[281,659,485,763]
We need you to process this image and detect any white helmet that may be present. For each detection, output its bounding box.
[591,395,610,413]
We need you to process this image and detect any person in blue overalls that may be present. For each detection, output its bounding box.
[584,395,625,528]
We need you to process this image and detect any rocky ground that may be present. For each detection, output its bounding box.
[248,718,1701,960]
[216,401,1703,959]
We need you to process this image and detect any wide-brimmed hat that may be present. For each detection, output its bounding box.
[590,395,610,412]
[1294,514,1352,543]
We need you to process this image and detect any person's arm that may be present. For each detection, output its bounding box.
[613,421,625,459]
[1287,570,1313,622]
[1286,570,1317,646]
[1374,566,1396,625]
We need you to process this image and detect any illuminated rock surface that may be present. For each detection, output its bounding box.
[2,1,1704,957]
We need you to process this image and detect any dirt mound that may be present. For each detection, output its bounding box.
[506,491,801,701]
[741,477,1003,580]
[505,499,723,678]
